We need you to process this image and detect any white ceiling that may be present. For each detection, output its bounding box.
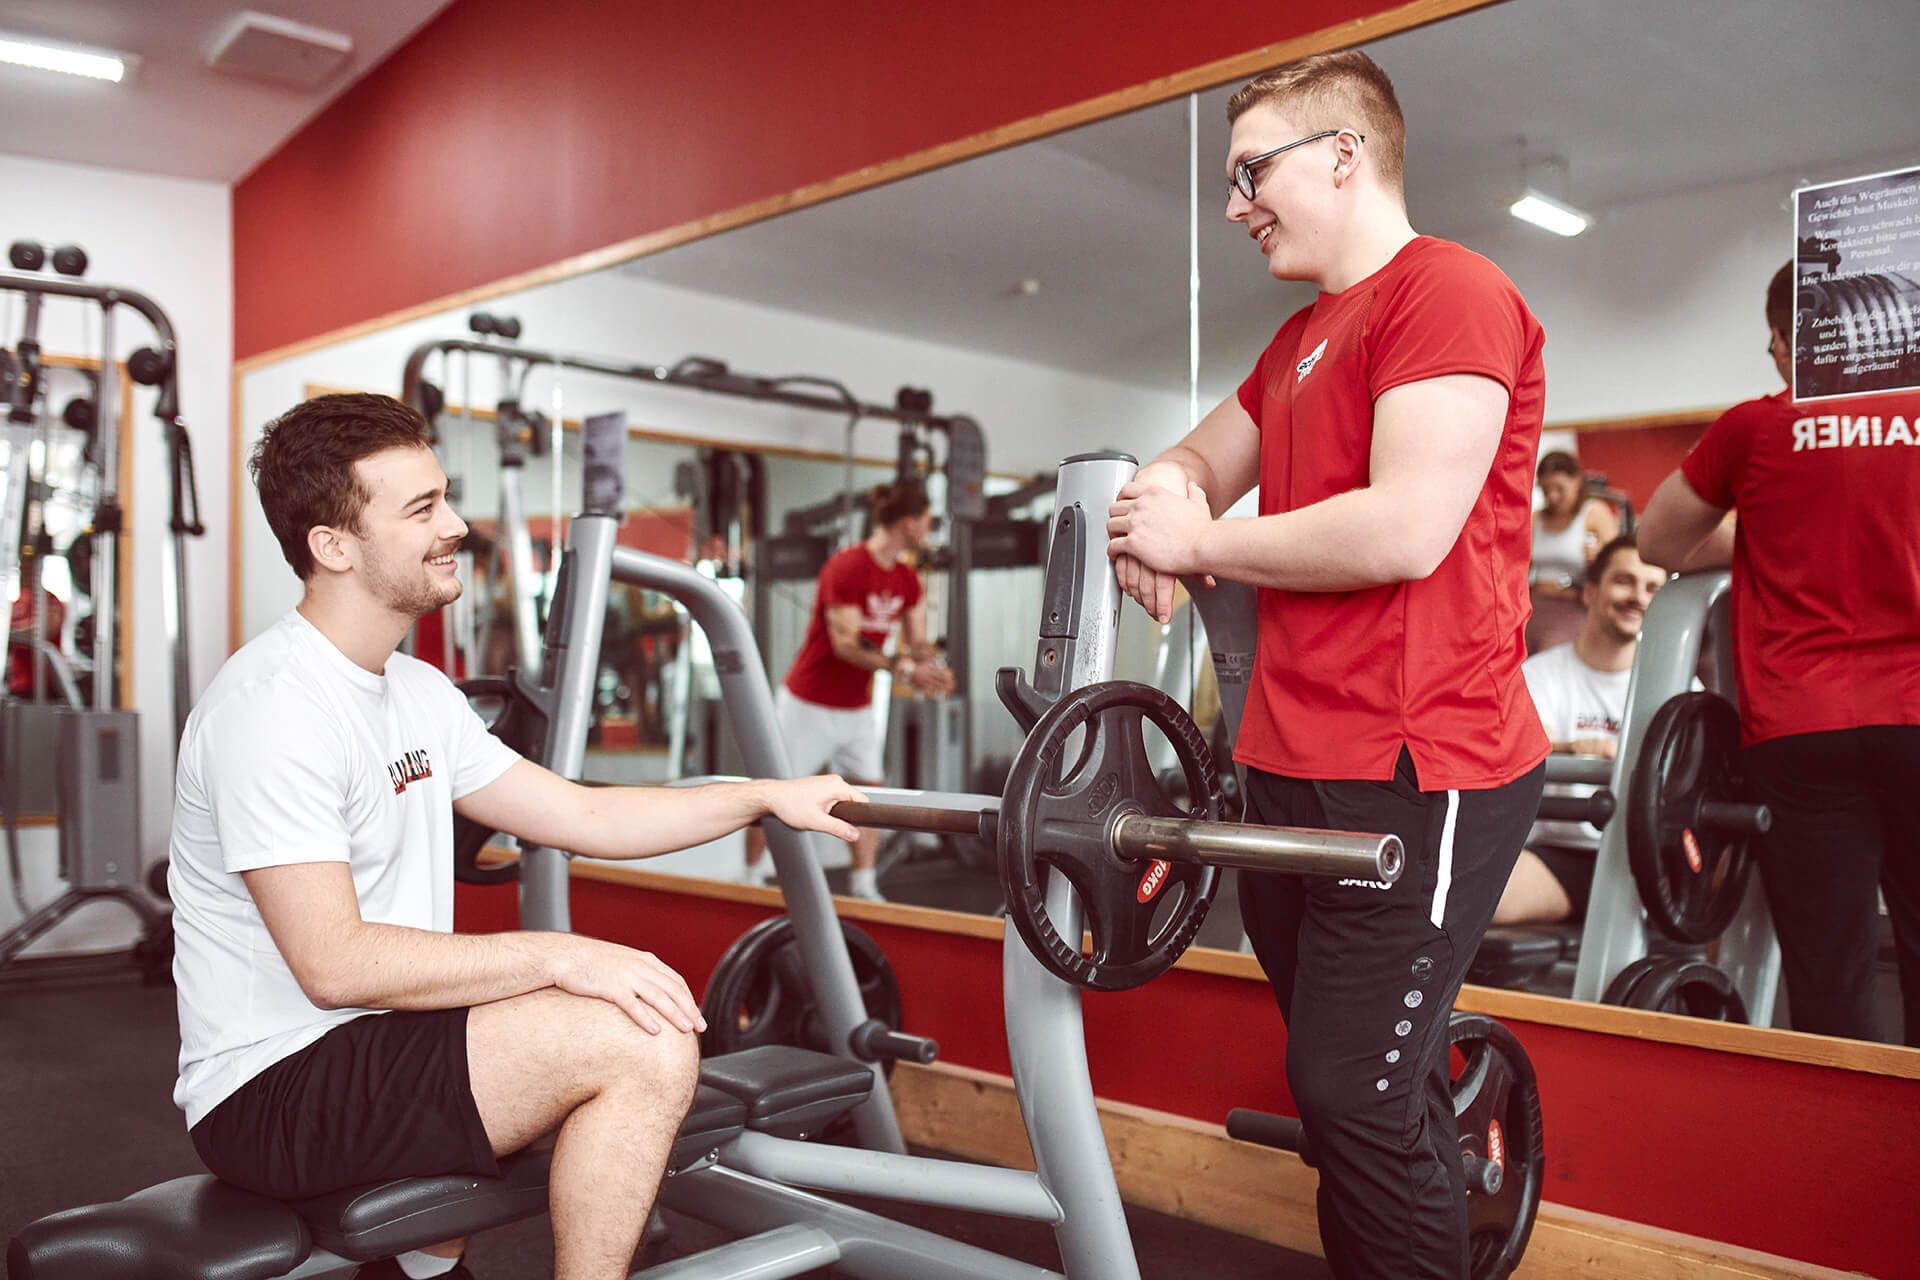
[0,0,454,181]
[617,0,1920,393]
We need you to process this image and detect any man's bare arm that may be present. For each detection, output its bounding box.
[1638,471,1734,570]
[455,761,863,860]
[1109,373,1509,592]
[242,861,704,1033]
[1132,393,1263,510]
[825,604,891,672]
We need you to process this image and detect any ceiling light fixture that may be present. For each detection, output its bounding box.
[1509,189,1590,237]
[0,32,130,83]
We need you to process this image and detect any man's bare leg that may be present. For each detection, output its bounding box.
[467,989,700,1280]
[1491,850,1574,925]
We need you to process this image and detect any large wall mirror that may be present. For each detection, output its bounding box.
[234,0,1916,1053]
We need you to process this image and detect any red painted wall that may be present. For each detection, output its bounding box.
[1575,420,1714,514]
[457,877,1920,1276]
[233,0,1414,359]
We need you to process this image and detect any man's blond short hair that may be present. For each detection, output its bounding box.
[1226,50,1405,195]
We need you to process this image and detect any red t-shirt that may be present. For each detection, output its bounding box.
[784,544,923,709]
[1233,236,1550,788]
[1681,387,1920,747]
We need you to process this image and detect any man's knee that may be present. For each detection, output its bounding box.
[568,999,701,1096]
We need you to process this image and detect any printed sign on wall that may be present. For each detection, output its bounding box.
[1792,165,1920,401]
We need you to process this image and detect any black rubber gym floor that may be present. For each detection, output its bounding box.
[0,965,1328,1278]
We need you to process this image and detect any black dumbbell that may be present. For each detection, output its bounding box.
[468,312,523,340]
[5,241,86,275]
[62,397,97,434]
[128,346,173,386]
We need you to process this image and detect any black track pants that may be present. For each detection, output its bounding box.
[1238,749,1543,1280]
[1742,725,1920,1046]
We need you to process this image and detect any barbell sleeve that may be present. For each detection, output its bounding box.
[832,801,987,838]
[1113,815,1404,884]
[829,800,1401,883]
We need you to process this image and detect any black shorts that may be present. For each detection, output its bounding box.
[191,1008,499,1201]
[1530,842,1597,919]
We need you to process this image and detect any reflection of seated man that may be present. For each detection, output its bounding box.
[742,482,955,901]
[1495,535,1664,924]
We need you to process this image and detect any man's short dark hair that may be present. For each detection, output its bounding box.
[1536,450,1582,483]
[870,480,931,527]
[1766,259,1793,340]
[1585,533,1640,588]
[250,393,434,580]
[1227,50,1407,194]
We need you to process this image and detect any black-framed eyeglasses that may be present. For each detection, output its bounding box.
[1230,129,1362,201]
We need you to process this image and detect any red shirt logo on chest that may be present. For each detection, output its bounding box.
[387,748,434,795]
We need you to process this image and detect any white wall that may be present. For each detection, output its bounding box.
[1,153,231,956]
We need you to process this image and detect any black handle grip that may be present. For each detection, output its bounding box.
[849,1019,939,1065]
[1226,1108,1313,1165]
[1536,787,1614,827]
[1696,799,1770,834]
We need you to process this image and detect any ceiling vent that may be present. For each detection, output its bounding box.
[206,10,352,89]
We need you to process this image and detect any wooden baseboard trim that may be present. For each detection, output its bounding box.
[888,1061,1858,1280]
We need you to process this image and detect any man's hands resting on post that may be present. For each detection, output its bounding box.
[1107,463,1218,624]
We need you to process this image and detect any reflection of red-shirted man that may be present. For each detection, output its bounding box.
[1641,261,1920,1047]
[743,482,954,900]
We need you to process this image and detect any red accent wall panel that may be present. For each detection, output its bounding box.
[1575,420,1711,513]
[235,0,1406,359]
[456,877,1920,1276]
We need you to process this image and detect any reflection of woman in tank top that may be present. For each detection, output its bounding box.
[1527,450,1619,651]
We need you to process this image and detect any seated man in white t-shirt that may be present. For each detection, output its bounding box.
[1495,535,1666,924]
[170,393,865,1280]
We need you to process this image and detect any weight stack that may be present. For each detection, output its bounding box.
[1,699,66,817]
[56,709,141,890]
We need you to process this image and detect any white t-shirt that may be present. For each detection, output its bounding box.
[1522,642,1630,852]
[168,610,519,1128]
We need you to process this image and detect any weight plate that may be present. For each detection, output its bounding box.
[1599,954,1668,1008]
[699,916,903,1071]
[1626,692,1757,943]
[1450,1012,1545,1280]
[1623,956,1749,1023]
[998,680,1220,992]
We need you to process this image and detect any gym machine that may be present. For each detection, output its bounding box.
[10,453,1411,1280]
[1570,572,1779,1020]
[0,244,203,983]
[1463,572,1775,1023]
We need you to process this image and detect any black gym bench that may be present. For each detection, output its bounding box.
[7,1045,873,1280]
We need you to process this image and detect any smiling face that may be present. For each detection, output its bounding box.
[1583,546,1665,644]
[1539,470,1584,519]
[1225,104,1345,284]
[346,445,468,619]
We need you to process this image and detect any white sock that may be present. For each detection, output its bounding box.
[849,867,878,896]
[396,1250,461,1278]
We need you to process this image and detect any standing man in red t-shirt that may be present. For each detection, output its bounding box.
[1104,52,1548,1278]
[742,481,955,900]
[1640,261,1920,1047]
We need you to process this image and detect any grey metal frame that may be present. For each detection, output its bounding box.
[1569,571,1782,1021]
[516,453,1150,1277]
